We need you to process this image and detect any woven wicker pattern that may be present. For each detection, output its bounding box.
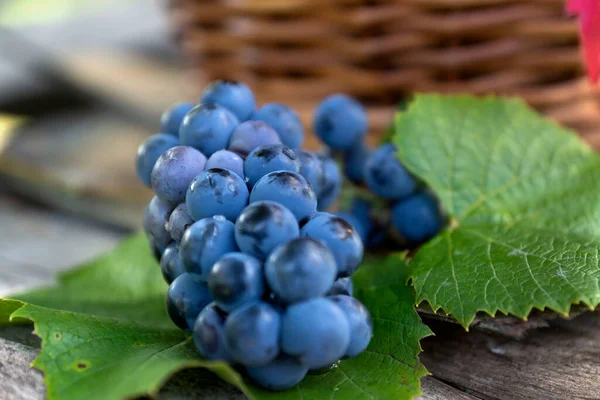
[170,0,600,145]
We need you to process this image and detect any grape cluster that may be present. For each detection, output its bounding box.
[136,81,372,391]
[312,95,445,246]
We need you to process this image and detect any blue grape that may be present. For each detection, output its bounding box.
[391,192,443,243]
[205,150,244,179]
[208,252,264,312]
[224,301,280,366]
[180,216,238,280]
[160,243,185,284]
[179,104,239,157]
[244,144,300,188]
[297,150,324,196]
[316,154,342,211]
[135,133,180,187]
[329,295,373,357]
[200,80,256,121]
[228,121,281,158]
[300,213,363,277]
[186,168,249,222]
[281,298,350,369]
[193,302,231,361]
[343,140,370,184]
[363,143,416,200]
[246,354,308,391]
[328,277,354,297]
[252,103,304,149]
[166,203,193,243]
[166,273,212,331]
[160,102,194,136]
[313,94,368,150]
[250,171,317,226]
[143,196,175,253]
[235,201,299,260]
[333,211,368,244]
[265,237,336,303]
[151,146,207,204]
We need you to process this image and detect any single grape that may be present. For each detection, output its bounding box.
[265,237,336,303]
[166,273,212,331]
[244,144,300,188]
[151,146,207,204]
[143,196,175,253]
[205,150,245,179]
[235,201,299,260]
[200,80,256,121]
[179,104,239,157]
[251,103,304,149]
[180,216,238,280]
[363,143,416,200]
[343,140,370,184]
[391,192,443,243]
[281,298,350,369]
[246,354,308,391]
[297,150,324,196]
[166,203,193,243]
[316,154,342,211]
[250,171,317,226]
[313,94,368,150]
[193,302,231,362]
[160,102,194,136]
[160,243,185,284]
[135,133,180,187]
[224,301,280,366]
[208,252,264,312]
[329,295,373,357]
[186,168,249,222]
[328,277,354,297]
[228,121,281,158]
[300,213,363,277]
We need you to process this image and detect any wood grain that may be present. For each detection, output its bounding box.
[0,192,122,297]
[421,317,600,399]
[419,377,477,400]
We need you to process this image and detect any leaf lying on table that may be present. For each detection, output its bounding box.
[0,234,431,400]
[396,95,600,328]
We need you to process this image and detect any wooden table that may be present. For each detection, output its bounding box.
[1,190,599,400]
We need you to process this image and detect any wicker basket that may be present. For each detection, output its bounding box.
[170,0,600,147]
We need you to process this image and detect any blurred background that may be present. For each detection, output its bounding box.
[0,0,597,292]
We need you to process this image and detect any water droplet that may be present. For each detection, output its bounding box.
[228,183,236,192]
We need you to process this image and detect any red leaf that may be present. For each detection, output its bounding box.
[568,0,600,83]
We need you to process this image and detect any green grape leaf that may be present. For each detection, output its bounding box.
[1,234,430,400]
[395,94,600,327]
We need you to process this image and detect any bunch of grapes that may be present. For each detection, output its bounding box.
[312,95,445,248]
[136,81,372,391]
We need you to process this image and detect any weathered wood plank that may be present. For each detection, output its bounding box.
[0,338,44,400]
[0,193,122,297]
[419,376,478,400]
[421,314,600,400]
